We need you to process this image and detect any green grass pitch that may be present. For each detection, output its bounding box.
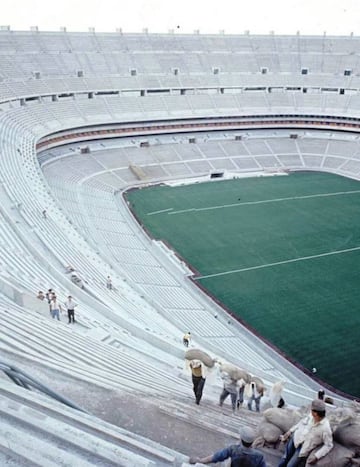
[125,172,360,398]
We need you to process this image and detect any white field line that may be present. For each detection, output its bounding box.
[167,189,360,215]
[194,246,360,280]
[147,208,173,216]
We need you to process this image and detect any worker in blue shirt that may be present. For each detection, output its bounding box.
[189,426,266,466]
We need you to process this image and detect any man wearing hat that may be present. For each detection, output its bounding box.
[278,399,333,466]
[189,426,266,466]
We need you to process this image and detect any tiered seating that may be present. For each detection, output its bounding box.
[0,29,357,465]
[0,302,188,395]
[0,378,185,466]
[38,128,360,388]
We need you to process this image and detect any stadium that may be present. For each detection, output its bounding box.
[1,27,360,465]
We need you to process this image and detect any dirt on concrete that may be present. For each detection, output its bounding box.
[1,350,282,465]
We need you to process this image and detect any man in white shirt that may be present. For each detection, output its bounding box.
[50,296,62,321]
[278,399,333,466]
[247,381,264,412]
[64,295,77,324]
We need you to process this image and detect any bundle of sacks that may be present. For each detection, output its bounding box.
[243,375,266,396]
[256,380,287,411]
[184,349,217,379]
[184,348,215,368]
[269,380,286,408]
[217,361,251,384]
[216,361,272,410]
[254,406,303,447]
[253,401,360,466]
[217,362,264,393]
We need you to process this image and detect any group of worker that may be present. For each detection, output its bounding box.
[184,334,333,466]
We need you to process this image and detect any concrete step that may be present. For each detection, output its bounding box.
[0,446,37,467]
[0,308,191,398]
[157,397,262,437]
[155,397,283,467]
[0,378,189,466]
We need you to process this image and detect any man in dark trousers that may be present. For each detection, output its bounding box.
[189,359,206,405]
[189,426,266,466]
[183,332,191,347]
[64,295,77,324]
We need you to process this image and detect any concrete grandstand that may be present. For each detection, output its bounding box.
[0,28,359,465]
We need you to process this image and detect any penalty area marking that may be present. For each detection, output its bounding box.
[194,245,360,280]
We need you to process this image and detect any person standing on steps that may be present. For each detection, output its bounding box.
[106,275,112,290]
[45,289,54,311]
[237,379,246,409]
[64,295,77,324]
[189,359,206,405]
[247,381,264,412]
[50,295,62,321]
[219,372,239,413]
[183,332,191,347]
